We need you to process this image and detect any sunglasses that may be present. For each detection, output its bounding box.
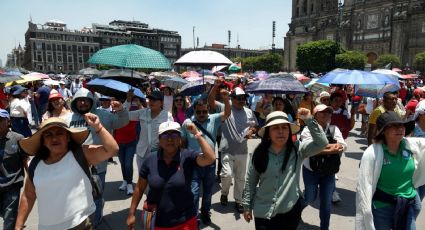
[195,110,208,115]
[234,96,246,101]
[159,132,180,139]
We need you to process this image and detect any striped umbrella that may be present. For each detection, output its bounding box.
[245,75,307,94]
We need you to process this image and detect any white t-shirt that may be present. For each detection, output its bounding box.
[33,151,95,230]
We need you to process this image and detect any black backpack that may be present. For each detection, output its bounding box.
[28,146,102,200]
[309,125,341,175]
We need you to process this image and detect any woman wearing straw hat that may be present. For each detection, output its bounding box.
[242,109,328,229]
[15,113,118,230]
[42,89,72,124]
[356,111,425,230]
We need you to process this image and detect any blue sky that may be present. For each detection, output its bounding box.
[0,0,292,67]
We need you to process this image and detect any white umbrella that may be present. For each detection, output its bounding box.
[43,79,60,86]
[174,50,232,67]
[372,69,402,80]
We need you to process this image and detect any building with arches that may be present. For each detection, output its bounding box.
[284,0,425,71]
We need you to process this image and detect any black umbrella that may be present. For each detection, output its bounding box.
[100,69,147,86]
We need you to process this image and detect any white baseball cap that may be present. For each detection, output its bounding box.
[158,121,181,135]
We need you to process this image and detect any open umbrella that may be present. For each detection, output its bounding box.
[185,76,203,82]
[0,71,23,84]
[88,44,171,69]
[150,71,180,81]
[228,63,242,72]
[179,79,214,96]
[353,84,400,98]
[100,69,147,86]
[372,69,402,79]
[174,51,232,67]
[181,71,200,78]
[317,69,399,85]
[79,67,102,76]
[87,78,145,100]
[245,75,307,94]
[161,77,188,89]
[253,71,269,81]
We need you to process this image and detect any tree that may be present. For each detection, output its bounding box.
[414,51,425,72]
[335,50,367,70]
[233,53,283,73]
[296,40,341,73]
[375,54,401,68]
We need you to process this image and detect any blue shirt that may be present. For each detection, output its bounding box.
[181,113,222,151]
[139,149,199,227]
[36,86,51,105]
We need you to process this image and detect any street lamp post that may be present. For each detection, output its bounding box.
[335,0,344,44]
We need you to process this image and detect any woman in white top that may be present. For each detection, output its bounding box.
[42,89,72,125]
[15,113,119,230]
[9,85,32,137]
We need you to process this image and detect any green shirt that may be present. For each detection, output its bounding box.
[242,118,328,219]
[374,140,417,208]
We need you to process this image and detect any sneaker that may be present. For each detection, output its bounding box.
[118,181,127,191]
[220,195,228,206]
[332,191,342,203]
[126,184,133,195]
[235,203,244,213]
[200,211,212,225]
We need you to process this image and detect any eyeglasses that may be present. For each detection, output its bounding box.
[195,110,208,115]
[159,132,180,139]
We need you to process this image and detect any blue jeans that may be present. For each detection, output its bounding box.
[302,166,335,230]
[0,186,21,230]
[117,140,137,184]
[93,170,106,227]
[10,117,32,137]
[30,100,39,127]
[191,164,216,214]
[373,203,416,230]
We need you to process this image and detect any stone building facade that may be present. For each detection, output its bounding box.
[284,0,425,71]
[23,20,181,73]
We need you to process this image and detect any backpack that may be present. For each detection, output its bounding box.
[28,146,102,200]
[309,125,341,175]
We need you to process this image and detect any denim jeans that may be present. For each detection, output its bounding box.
[0,186,21,230]
[302,166,335,230]
[10,117,32,137]
[117,140,137,184]
[372,202,416,230]
[30,100,39,127]
[37,103,47,124]
[93,170,106,227]
[191,163,216,214]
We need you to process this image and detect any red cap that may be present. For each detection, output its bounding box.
[48,89,63,100]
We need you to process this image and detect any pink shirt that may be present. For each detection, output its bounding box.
[174,109,187,125]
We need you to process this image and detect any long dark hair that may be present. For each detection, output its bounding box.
[273,97,296,120]
[252,125,297,174]
[36,133,79,160]
[172,94,187,119]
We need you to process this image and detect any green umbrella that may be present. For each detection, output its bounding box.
[228,63,241,72]
[88,44,171,70]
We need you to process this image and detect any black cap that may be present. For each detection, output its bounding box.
[375,111,415,137]
[147,91,164,101]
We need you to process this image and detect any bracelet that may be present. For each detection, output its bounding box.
[194,132,202,139]
[95,126,103,133]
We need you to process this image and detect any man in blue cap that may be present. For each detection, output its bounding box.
[0,109,26,230]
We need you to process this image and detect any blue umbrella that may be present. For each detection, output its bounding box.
[317,69,399,85]
[179,79,214,96]
[245,75,307,94]
[87,78,145,100]
[354,84,401,98]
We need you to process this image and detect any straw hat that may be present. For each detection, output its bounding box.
[258,111,300,137]
[19,117,89,156]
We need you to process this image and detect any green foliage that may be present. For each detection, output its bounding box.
[415,51,425,65]
[335,50,367,70]
[296,40,341,73]
[375,54,401,68]
[234,53,283,73]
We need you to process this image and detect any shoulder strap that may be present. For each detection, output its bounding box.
[328,125,336,137]
[72,146,94,183]
[28,157,41,183]
[192,119,215,144]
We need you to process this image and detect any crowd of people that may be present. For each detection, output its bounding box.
[1,74,425,230]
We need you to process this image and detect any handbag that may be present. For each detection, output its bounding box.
[141,201,157,230]
[309,125,341,175]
